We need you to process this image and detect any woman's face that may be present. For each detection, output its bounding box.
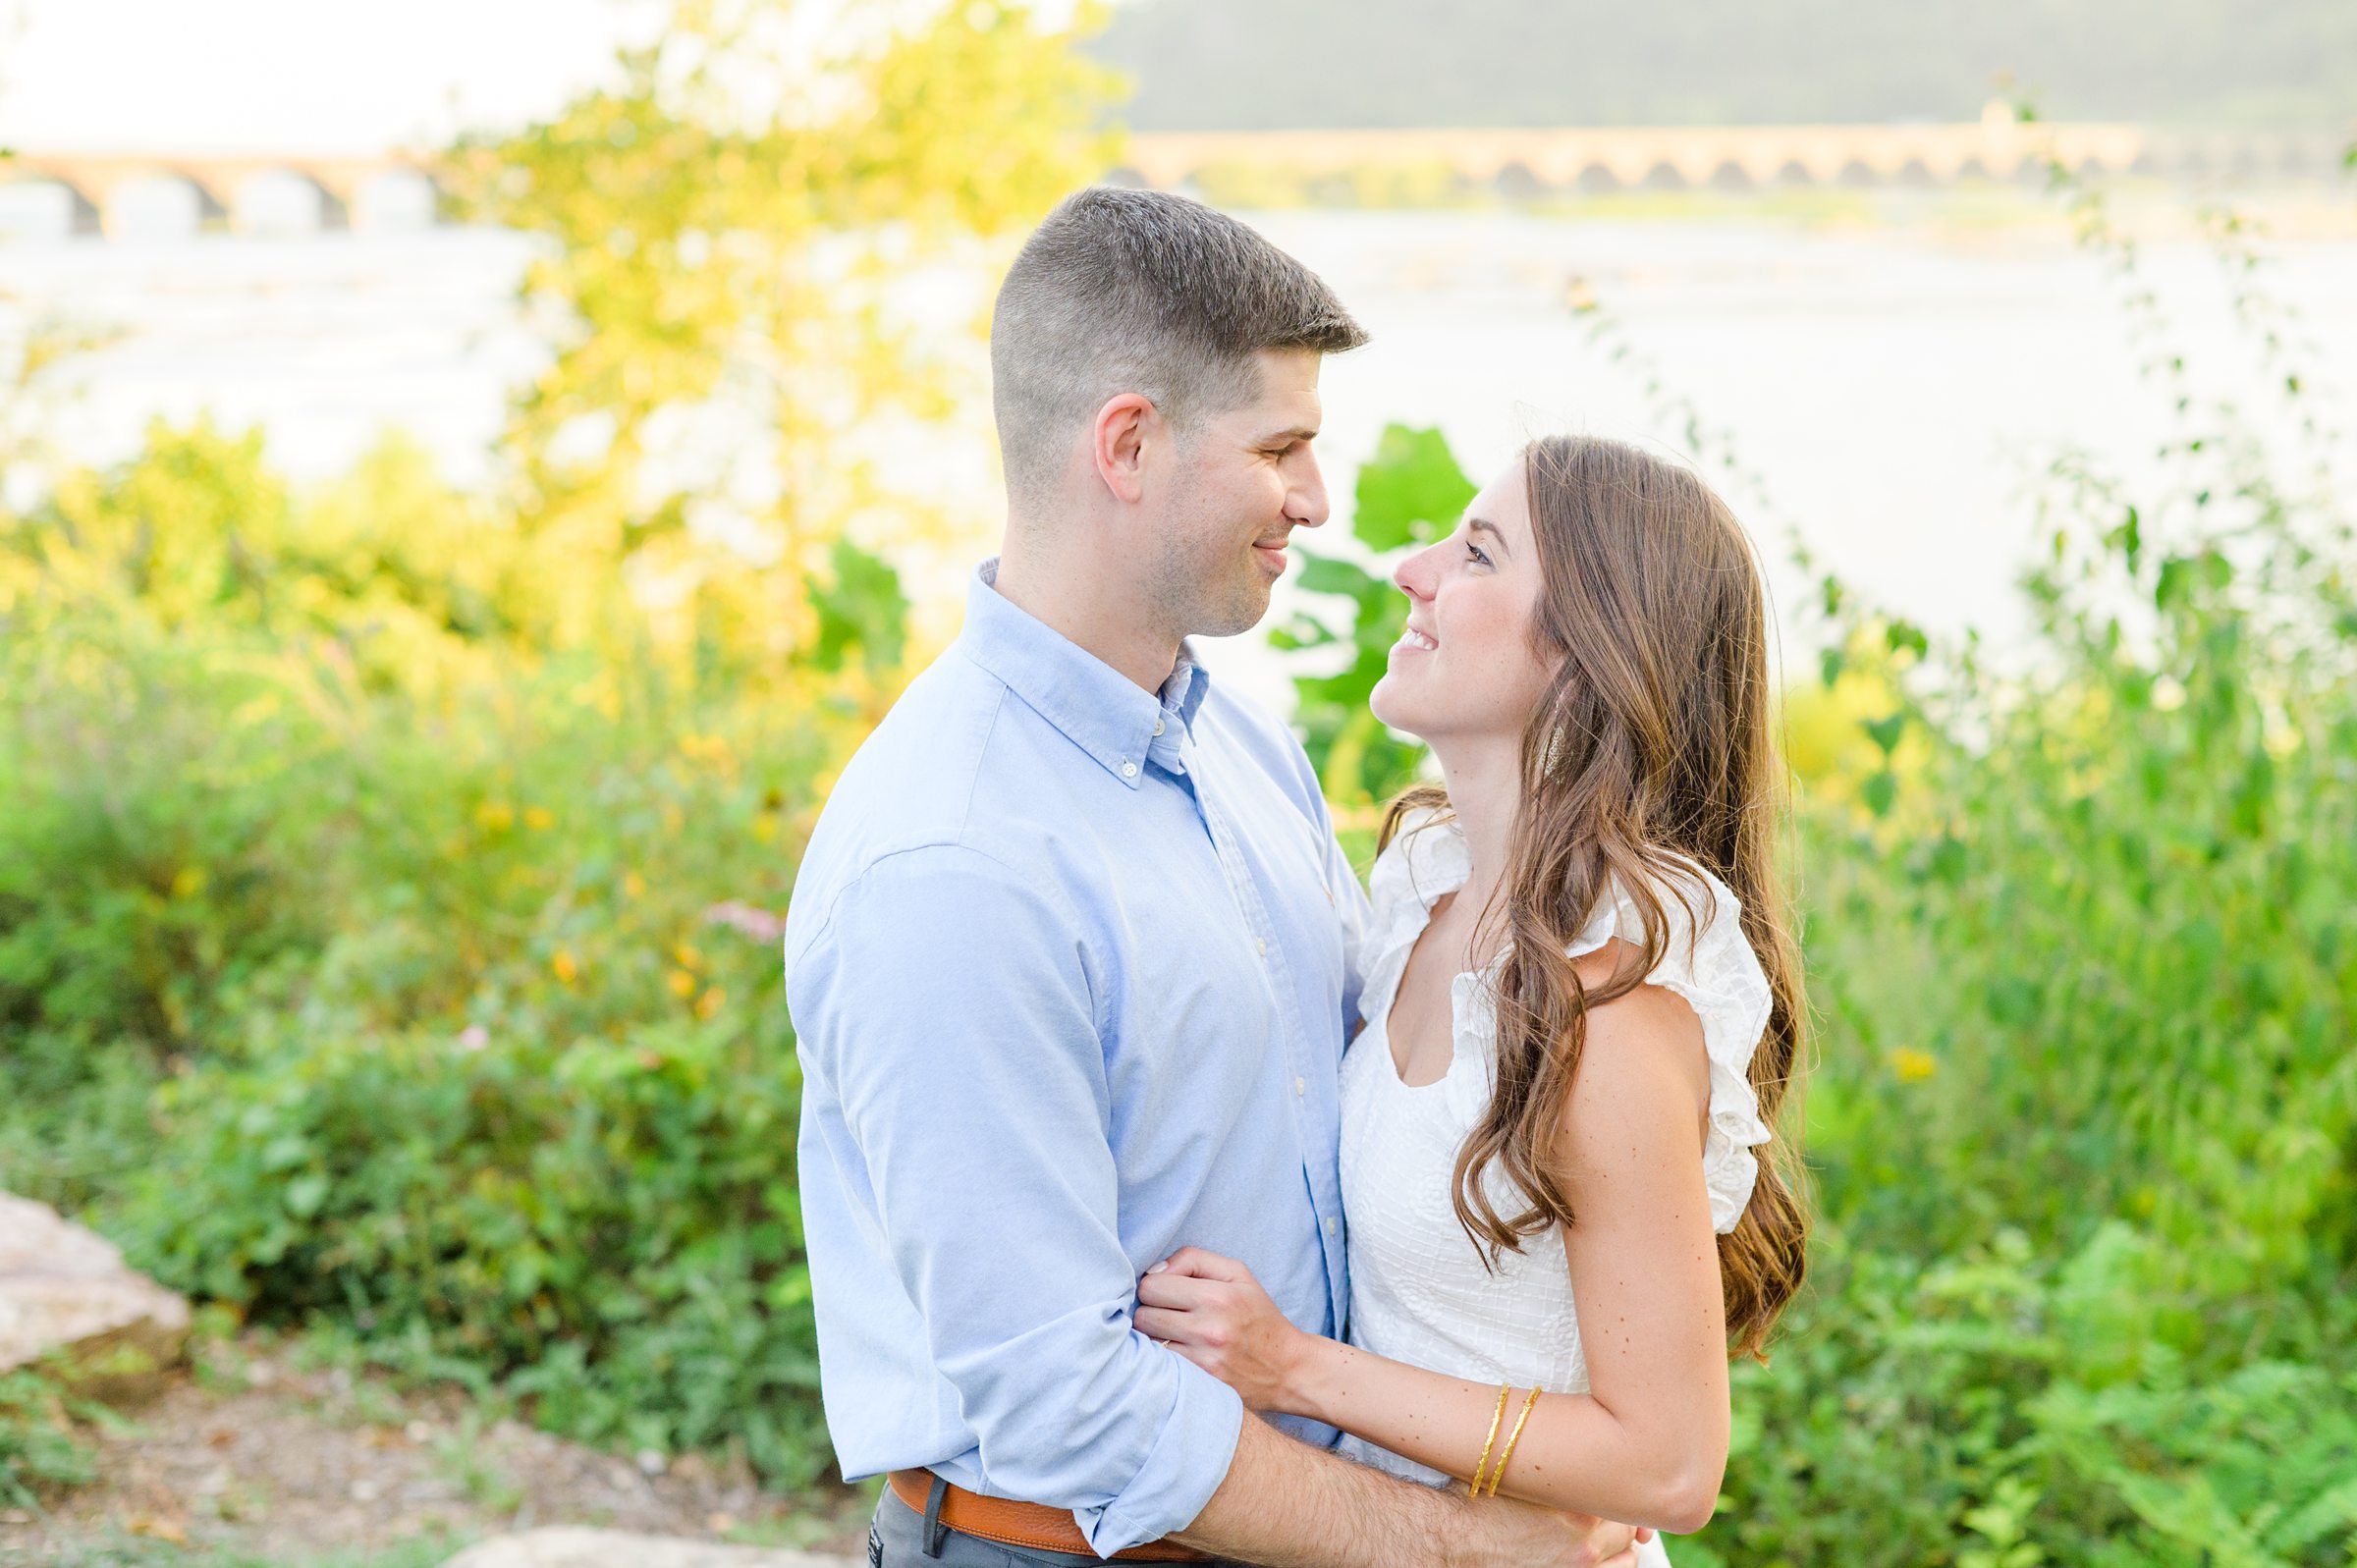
[1369,458,1558,751]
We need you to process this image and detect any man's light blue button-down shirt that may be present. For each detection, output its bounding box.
[787,560,1368,1557]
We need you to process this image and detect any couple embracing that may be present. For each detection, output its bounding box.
[786,188,1807,1568]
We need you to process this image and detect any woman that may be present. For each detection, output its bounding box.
[1135,435,1808,1558]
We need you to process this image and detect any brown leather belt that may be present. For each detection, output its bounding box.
[887,1469,1210,1562]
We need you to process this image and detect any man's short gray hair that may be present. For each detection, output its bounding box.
[990,187,1369,509]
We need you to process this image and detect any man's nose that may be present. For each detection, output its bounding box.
[1289,452,1332,529]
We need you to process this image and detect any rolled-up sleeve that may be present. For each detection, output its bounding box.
[793,843,1244,1556]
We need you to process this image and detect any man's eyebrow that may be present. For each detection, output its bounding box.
[1256,426,1320,445]
[1468,516,1513,558]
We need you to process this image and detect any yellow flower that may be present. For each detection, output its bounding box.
[524,805,555,832]
[552,948,578,985]
[668,968,698,999]
[694,987,726,1020]
[674,942,703,971]
[623,871,646,900]
[171,865,208,899]
[476,800,516,833]
[1891,1047,1938,1083]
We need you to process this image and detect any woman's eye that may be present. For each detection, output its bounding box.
[1466,543,1492,568]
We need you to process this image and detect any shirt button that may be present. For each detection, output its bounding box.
[1254,938,1268,955]
[1325,1217,1340,1236]
[1152,717,1166,736]
[1294,1076,1305,1096]
[1120,761,1137,779]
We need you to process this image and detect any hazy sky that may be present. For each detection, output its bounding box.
[0,0,662,152]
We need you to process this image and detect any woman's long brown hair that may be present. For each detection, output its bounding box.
[1378,434,1808,1360]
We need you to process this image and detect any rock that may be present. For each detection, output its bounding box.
[0,1191,191,1405]
[441,1529,858,1568]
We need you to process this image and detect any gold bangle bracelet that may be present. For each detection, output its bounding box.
[1467,1382,1512,1494]
[1484,1383,1544,1497]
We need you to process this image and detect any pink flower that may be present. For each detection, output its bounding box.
[701,900,789,945]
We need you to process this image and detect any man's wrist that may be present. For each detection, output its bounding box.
[1420,1483,1480,1568]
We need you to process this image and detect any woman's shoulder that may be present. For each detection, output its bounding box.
[1367,803,1471,920]
[1573,850,1778,1233]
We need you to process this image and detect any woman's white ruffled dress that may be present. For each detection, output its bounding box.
[1336,809,1777,1563]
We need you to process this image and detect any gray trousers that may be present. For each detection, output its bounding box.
[866,1476,1244,1568]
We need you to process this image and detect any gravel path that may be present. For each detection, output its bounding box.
[1,1332,869,1566]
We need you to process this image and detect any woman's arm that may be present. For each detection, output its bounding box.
[1137,978,1728,1534]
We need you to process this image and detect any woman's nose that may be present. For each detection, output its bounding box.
[1393,544,1439,601]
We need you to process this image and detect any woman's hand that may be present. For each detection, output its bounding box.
[1134,1246,1315,1414]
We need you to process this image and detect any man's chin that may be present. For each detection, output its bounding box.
[1195,586,1275,641]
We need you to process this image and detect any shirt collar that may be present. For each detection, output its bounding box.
[959,558,1212,791]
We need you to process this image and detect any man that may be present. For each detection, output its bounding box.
[788,188,1640,1568]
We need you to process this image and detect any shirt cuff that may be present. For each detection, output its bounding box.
[1074,1357,1245,1558]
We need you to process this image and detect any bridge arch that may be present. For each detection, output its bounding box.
[106,171,231,237]
[0,175,104,237]
[232,168,351,233]
[1494,161,1547,199]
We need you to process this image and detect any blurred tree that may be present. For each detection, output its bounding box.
[442,0,1123,683]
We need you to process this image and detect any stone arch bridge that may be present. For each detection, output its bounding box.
[1121,107,2337,194]
[5,111,2337,238]
[0,150,438,236]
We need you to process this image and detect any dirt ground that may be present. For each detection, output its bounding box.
[1,1333,872,1566]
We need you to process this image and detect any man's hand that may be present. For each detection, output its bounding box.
[1446,1490,1647,1568]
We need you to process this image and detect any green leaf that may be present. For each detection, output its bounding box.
[1296,551,1383,599]
[1351,424,1475,552]
[807,538,907,676]
[1863,714,1906,756]
[284,1173,329,1217]
[1862,770,1898,817]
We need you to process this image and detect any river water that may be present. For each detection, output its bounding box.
[4,202,2352,707]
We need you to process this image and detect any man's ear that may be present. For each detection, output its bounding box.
[1090,393,1157,505]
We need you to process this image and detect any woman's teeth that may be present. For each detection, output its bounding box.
[1399,626,1438,651]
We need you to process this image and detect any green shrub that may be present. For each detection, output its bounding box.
[118,1000,823,1482]
[0,1368,110,1506]
[1,414,888,1485]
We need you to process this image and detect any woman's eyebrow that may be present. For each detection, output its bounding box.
[1468,516,1513,559]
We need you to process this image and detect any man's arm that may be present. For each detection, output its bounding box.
[795,844,1241,1556]
[1177,1416,1645,1568]
[797,845,1638,1568]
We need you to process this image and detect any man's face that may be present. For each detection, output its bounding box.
[1145,348,1332,638]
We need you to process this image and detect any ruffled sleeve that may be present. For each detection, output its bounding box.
[1565,857,1777,1234]
[1362,805,1471,972]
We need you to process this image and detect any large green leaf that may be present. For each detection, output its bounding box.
[1351,423,1477,552]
